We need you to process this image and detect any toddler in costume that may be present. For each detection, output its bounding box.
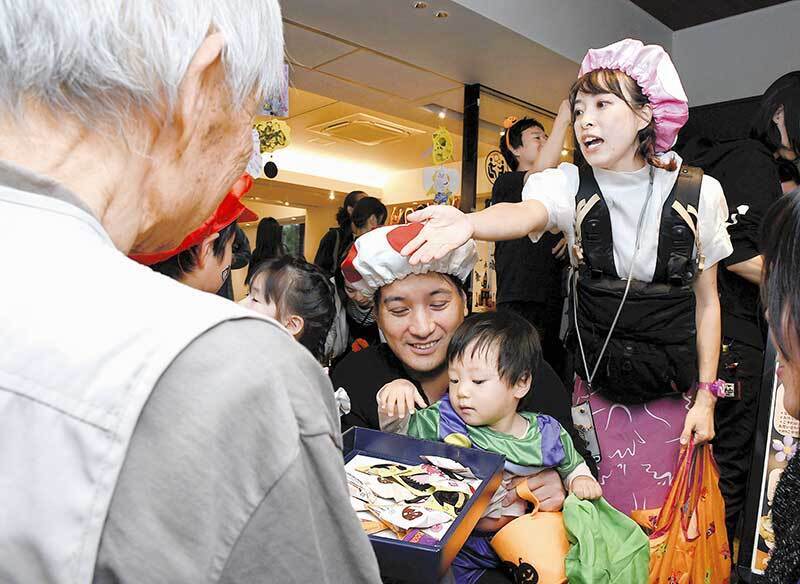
[379,310,600,583]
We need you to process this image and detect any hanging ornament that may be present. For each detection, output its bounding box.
[263,160,279,178]
[254,119,291,153]
[427,127,456,204]
[431,127,454,166]
[426,167,456,205]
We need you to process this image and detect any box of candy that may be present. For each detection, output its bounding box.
[342,427,505,583]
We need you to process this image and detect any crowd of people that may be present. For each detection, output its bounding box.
[0,1,798,583]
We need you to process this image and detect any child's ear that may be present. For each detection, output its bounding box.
[512,372,532,400]
[197,232,220,269]
[284,314,305,338]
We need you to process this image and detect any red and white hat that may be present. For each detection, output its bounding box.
[130,174,257,265]
[579,38,688,153]
[340,223,477,298]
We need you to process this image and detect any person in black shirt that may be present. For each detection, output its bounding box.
[314,190,366,277]
[246,216,286,283]
[493,103,571,377]
[679,72,798,546]
[681,136,783,546]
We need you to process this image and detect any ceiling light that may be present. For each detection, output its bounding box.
[561,149,569,156]
[329,190,336,200]
[412,1,427,8]
[435,10,448,18]
[284,201,290,206]
[437,109,446,120]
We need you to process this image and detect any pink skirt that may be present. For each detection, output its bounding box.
[573,378,692,516]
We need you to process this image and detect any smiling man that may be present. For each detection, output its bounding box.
[332,224,595,543]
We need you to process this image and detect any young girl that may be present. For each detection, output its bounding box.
[241,255,336,363]
[400,39,733,515]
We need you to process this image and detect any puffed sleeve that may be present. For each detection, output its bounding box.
[521,162,579,242]
[697,174,733,270]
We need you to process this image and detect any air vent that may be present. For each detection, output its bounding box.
[306,137,337,147]
[307,113,424,146]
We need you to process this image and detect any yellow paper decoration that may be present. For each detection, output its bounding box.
[432,126,454,165]
[254,119,291,153]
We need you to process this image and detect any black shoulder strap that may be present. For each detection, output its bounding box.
[576,166,618,279]
[653,165,703,285]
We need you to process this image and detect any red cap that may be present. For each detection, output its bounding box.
[131,174,257,265]
[239,206,259,223]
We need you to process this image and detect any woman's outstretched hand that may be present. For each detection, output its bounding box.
[400,205,474,264]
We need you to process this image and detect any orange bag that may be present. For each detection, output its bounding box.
[490,481,570,583]
[632,442,731,584]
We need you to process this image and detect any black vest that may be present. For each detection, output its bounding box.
[572,165,703,403]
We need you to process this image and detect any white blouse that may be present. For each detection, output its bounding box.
[521,152,733,283]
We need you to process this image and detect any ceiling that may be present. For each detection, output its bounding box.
[281,1,578,113]
[244,179,340,209]
[273,20,565,179]
[629,0,793,30]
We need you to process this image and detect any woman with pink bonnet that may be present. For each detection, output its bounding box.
[401,39,732,517]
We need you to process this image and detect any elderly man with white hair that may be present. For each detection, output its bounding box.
[0,2,380,583]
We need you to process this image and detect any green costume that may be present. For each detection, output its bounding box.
[405,394,585,480]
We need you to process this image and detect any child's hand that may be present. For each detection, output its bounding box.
[377,379,426,419]
[570,476,603,500]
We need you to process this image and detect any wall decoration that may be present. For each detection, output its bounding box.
[254,118,290,180]
[254,119,291,153]
[245,129,263,178]
[426,127,457,204]
[385,196,462,225]
[485,150,509,184]
[258,63,289,117]
[471,242,496,313]
[431,127,454,166]
[422,166,459,205]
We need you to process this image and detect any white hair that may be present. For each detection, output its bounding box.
[0,0,285,125]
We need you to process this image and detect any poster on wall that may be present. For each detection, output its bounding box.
[385,196,462,226]
[738,340,799,581]
[422,166,460,205]
[484,150,509,185]
[471,241,496,313]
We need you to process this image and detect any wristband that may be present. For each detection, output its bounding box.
[695,379,727,398]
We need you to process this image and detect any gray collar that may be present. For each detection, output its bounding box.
[0,159,96,218]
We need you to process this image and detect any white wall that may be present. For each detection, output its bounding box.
[452,0,672,62]
[673,1,800,107]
